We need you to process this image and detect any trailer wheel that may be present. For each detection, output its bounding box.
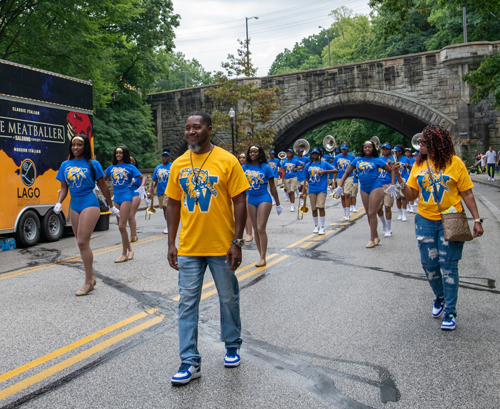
[15,210,41,247]
[41,210,64,242]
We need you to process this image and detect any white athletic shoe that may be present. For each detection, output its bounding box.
[344,214,350,220]
[318,227,325,235]
[163,226,169,234]
[397,214,402,220]
[313,226,319,233]
[488,176,492,180]
[402,215,407,222]
[290,204,295,212]
[384,230,393,237]
[352,206,357,213]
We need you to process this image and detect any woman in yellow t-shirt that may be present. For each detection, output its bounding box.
[394,125,483,332]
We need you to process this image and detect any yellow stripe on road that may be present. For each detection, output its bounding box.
[0,308,159,385]
[0,315,164,402]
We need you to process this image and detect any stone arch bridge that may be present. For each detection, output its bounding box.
[148,41,500,159]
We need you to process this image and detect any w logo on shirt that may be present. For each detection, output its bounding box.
[246,170,265,190]
[337,158,350,171]
[179,167,219,212]
[417,170,451,203]
[308,166,321,182]
[65,167,88,188]
[157,168,170,183]
[112,167,130,186]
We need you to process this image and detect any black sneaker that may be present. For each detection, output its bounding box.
[432,297,445,318]
[441,313,456,331]
[171,363,201,385]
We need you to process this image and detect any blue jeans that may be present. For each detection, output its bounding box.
[415,214,464,315]
[177,256,242,366]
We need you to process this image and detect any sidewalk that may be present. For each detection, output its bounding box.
[469,173,500,188]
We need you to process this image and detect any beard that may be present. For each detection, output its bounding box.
[188,143,202,153]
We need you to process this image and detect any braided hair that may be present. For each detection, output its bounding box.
[416,125,455,171]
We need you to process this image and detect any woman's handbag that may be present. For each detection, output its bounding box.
[425,159,473,242]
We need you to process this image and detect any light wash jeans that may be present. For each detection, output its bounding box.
[415,214,464,315]
[177,256,242,366]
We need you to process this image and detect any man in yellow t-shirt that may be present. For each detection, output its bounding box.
[166,111,249,386]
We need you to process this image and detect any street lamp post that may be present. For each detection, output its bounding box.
[246,16,259,72]
[318,26,331,66]
[229,108,235,155]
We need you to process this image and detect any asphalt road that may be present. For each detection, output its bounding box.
[0,180,499,409]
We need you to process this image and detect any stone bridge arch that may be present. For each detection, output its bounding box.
[270,90,456,151]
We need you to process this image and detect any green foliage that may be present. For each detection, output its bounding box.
[463,55,500,108]
[207,40,280,154]
[93,90,158,168]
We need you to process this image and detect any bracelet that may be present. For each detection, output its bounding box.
[474,218,483,223]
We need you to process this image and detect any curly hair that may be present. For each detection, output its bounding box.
[416,125,455,170]
[246,144,268,165]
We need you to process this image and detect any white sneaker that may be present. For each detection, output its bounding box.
[352,206,357,213]
[344,214,350,220]
[397,214,402,220]
[313,226,319,233]
[318,227,325,235]
[384,230,393,237]
[402,215,407,222]
[163,226,169,234]
[290,204,295,212]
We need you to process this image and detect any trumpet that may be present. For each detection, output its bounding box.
[293,139,310,155]
[323,135,337,152]
[145,194,157,220]
[370,136,381,150]
[297,181,309,220]
[278,151,286,160]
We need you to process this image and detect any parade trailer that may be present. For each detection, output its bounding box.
[0,59,93,247]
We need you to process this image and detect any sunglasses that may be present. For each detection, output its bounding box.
[417,139,427,146]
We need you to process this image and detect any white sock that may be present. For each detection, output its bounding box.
[398,209,403,216]
[352,205,357,211]
[320,216,325,228]
[344,207,349,216]
[379,215,386,227]
[313,216,318,226]
[386,219,392,231]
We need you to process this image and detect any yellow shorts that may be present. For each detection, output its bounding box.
[343,177,355,196]
[284,177,298,192]
[309,192,327,210]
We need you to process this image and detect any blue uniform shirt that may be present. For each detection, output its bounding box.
[351,156,388,189]
[56,159,104,197]
[333,153,355,179]
[242,163,274,196]
[152,163,172,196]
[105,163,142,195]
[295,155,310,182]
[268,158,281,178]
[305,161,335,194]
[282,158,301,179]
[378,155,394,184]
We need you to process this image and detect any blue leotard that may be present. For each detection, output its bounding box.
[242,163,274,207]
[350,156,388,194]
[56,159,104,214]
[105,163,142,205]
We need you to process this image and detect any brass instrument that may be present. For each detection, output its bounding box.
[411,133,421,151]
[293,139,310,155]
[145,194,156,220]
[278,151,286,160]
[323,135,337,152]
[370,136,381,150]
[297,181,309,220]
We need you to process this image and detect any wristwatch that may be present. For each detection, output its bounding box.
[474,218,483,224]
[232,238,245,247]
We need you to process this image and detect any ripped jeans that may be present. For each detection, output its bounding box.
[415,214,464,315]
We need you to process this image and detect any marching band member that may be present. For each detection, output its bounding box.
[243,145,282,266]
[268,150,281,204]
[282,149,303,212]
[295,148,310,201]
[238,152,254,242]
[105,146,146,263]
[149,150,171,234]
[303,148,337,234]
[377,142,395,237]
[55,134,117,296]
[334,140,396,248]
[333,142,355,220]
[350,167,359,212]
[128,156,142,242]
[393,146,409,222]
[394,125,483,331]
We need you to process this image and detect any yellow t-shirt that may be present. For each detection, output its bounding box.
[407,155,474,221]
[166,146,250,256]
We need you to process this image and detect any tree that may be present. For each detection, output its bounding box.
[206,40,280,154]
[463,55,500,108]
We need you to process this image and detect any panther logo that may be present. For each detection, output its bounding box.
[285,163,295,174]
[356,161,374,176]
[336,158,350,171]
[65,166,88,188]
[246,170,265,190]
[112,167,129,186]
[418,169,450,203]
[157,168,170,183]
[179,167,219,212]
[308,166,321,182]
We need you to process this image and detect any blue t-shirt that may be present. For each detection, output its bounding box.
[268,158,281,178]
[282,158,301,179]
[152,163,172,196]
[333,153,355,179]
[351,156,388,188]
[353,169,359,184]
[378,155,394,184]
[56,159,104,197]
[305,161,335,194]
[105,163,142,195]
[242,163,274,196]
[398,156,411,180]
[295,155,310,182]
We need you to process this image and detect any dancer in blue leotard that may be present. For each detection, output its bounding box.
[335,140,396,248]
[55,134,117,296]
[105,146,146,263]
[128,156,142,243]
[242,145,282,267]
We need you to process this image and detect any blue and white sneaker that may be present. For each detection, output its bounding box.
[432,297,445,318]
[171,363,201,385]
[441,313,456,331]
[224,348,241,368]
